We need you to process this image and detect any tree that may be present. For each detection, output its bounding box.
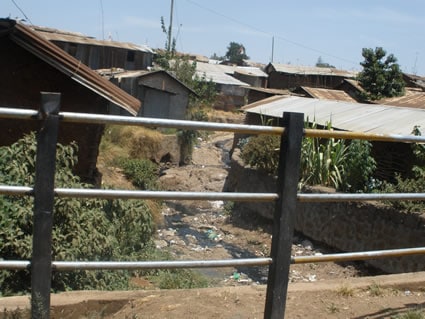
[357,47,405,100]
[225,42,249,65]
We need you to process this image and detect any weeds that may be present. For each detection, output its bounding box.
[392,309,425,319]
[336,284,354,297]
[367,282,384,296]
[326,302,339,314]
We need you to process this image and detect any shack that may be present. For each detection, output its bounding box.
[33,25,155,71]
[0,19,141,183]
[99,69,196,119]
[265,63,357,90]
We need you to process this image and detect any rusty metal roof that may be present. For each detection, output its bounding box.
[299,87,357,102]
[1,19,140,115]
[243,95,425,136]
[377,88,425,109]
[32,25,154,54]
[266,63,357,78]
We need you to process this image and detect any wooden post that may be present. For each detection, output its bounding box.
[264,112,304,319]
[31,92,61,319]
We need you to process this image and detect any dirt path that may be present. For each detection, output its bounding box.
[2,272,425,318]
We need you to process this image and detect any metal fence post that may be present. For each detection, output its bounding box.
[264,112,304,319]
[31,92,61,319]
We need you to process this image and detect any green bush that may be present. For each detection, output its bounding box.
[118,158,159,190]
[0,133,155,295]
[240,135,280,174]
[379,127,425,212]
[341,140,376,192]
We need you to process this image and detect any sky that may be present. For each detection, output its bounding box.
[3,0,425,76]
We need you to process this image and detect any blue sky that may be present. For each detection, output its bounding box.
[3,0,425,75]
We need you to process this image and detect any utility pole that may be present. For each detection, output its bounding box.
[271,36,274,63]
[168,0,174,52]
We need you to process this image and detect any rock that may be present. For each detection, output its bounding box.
[154,240,168,249]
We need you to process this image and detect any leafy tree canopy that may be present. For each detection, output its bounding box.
[225,42,249,65]
[357,47,405,100]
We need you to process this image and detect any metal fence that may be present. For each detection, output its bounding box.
[1,92,425,319]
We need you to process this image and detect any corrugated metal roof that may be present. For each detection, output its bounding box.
[195,62,250,86]
[234,66,268,78]
[195,62,266,86]
[377,88,425,109]
[32,25,155,54]
[1,19,140,115]
[267,63,357,78]
[243,95,425,136]
[300,87,357,102]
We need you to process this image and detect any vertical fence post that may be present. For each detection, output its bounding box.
[31,92,61,319]
[264,112,304,319]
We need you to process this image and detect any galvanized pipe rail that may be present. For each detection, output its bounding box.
[2,103,425,319]
[4,185,425,202]
[3,245,425,270]
[2,106,425,143]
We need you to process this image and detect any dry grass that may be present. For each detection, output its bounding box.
[97,125,165,225]
[336,284,355,297]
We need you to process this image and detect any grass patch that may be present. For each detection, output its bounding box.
[392,309,425,319]
[367,282,384,296]
[336,284,354,297]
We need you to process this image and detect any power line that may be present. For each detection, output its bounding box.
[11,0,33,25]
[185,0,358,66]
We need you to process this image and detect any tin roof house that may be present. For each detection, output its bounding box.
[33,25,155,71]
[0,19,141,183]
[99,69,196,120]
[265,63,357,90]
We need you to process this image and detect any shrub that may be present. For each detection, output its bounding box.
[118,158,159,190]
[0,133,155,295]
[240,135,280,174]
[341,140,376,192]
[379,126,425,212]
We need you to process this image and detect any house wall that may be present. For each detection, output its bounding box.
[138,73,189,120]
[214,84,247,111]
[54,41,153,70]
[232,72,266,88]
[0,37,107,183]
[268,72,347,90]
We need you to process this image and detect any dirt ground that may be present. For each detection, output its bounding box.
[2,273,425,318]
[2,129,425,318]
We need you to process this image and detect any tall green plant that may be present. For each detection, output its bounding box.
[239,120,376,191]
[300,122,347,189]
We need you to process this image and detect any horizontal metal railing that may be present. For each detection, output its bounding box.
[2,103,425,319]
[0,185,278,201]
[4,185,425,203]
[2,106,425,143]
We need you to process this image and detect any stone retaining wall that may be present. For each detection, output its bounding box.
[224,149,425,273]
